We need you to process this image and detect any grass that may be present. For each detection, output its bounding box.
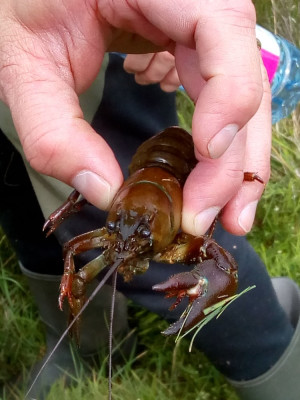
[0,235,44,381]
[1,1,300,399]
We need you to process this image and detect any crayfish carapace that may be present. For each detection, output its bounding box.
[43,126,264,339]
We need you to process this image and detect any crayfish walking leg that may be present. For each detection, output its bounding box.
[58,228,116,341]
[43,190,88,237]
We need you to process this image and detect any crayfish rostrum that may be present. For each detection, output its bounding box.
[44,127,263,338]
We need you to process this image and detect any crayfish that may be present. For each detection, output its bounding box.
[43,126,264,339]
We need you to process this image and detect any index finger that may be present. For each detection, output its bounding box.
[102,1,262,155]
[174,1,263,158]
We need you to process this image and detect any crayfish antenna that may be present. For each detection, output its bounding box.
[25,258,123,399]
[207,215,219,238]
[108,269,118,400]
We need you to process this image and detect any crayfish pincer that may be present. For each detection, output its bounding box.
[43,126,264,338]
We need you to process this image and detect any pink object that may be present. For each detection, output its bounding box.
[256,25,281,83]
[261,48,280,82]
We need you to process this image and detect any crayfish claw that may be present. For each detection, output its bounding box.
[153,259,238,336]
[153,269,208,310]
[58,273,74,310]
[42,218,58,238]
[43,190,87,237]
[58,292,65,311]
[162,317,189,336]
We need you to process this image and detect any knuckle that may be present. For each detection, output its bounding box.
[124,53,153,73]
[233,79,263,116]
[160,70,180,92]
[218,0,256,22]
[237,0,256,21]
[158,51,175,67]
[134,73,149,85]
[23,128,60,175]
[160,82,177,92]
[201,0,256,26]
[137,69,162,84]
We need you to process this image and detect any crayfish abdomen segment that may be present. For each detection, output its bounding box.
[129,126,197,186]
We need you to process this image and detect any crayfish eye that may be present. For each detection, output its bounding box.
[137,225,151,238]
[106,220,116,233]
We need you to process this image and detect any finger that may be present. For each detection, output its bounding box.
[123,53,154,73]
[174,46,206,99]
[221,61,272,235]
[174,1,263,159]
[181,59,271,237]
[134,51,176,85]
[4,63,123,211]
[159,67,181,92]
[181,130,247,236]
[104,0,262,144]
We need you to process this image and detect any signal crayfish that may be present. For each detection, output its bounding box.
[43,126,264,339]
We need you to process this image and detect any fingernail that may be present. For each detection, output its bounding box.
[208,124,239,159]
[194,206,221,235]
[238,201,258,233]
[72,170,111,209]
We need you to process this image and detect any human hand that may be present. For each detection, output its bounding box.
[123,52,180,92]
[181,58,271,236]
[0,0,271,236]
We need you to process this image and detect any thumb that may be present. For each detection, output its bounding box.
[3,66,123,210]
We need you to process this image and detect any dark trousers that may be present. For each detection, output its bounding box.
[0,54,294,381]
